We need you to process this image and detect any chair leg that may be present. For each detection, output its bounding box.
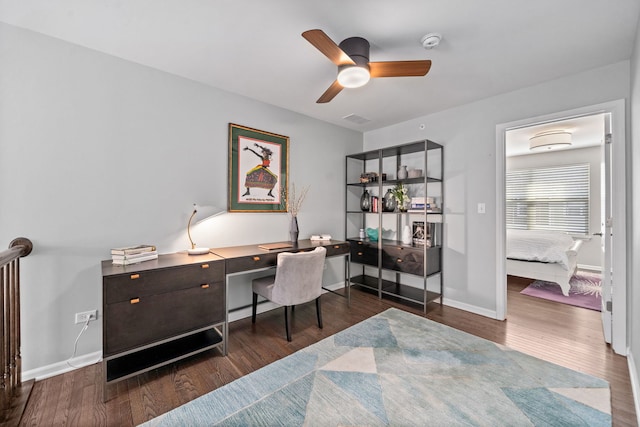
[252,292,258,323]
[284,306,292,342]
[316,296,323,329]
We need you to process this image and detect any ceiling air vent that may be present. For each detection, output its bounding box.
[342,114,371,125]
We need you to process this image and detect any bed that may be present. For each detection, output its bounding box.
[506,229,582,296]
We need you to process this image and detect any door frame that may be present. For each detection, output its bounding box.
[495,99,627,355]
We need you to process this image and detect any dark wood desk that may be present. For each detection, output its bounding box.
[100,240,349,400]
[210,239,351,350]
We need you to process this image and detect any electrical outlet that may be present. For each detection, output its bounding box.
[75,310,97,324]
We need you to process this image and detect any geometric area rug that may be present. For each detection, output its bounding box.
[141,308,611,426]
[521,271,602,311]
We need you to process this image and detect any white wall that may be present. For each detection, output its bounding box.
[506,146,602,269]
[628,12,640,422]
[0,23,362,375]
[364,61,630,315]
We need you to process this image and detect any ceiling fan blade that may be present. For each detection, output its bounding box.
[369,60,432,78]
[317,80,344,103]
[302,29,356,66]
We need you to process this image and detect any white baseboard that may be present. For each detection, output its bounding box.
[323,282,347,291]
[627,351,640,426]
[228,300,281,323]
[22,351,102,382]
[441,297,499,319]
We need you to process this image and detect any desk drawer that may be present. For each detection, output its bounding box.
[226,252,278,274]
[105,261,224,304]
[104,281,224,356]
[324,242,350,257]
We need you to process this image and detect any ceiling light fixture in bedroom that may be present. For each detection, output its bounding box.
[529,130,572,151]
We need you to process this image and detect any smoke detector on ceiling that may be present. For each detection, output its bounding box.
[421,33,442,49]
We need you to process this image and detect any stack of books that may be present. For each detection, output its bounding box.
[111,244,158,265]
[408,197,440,213]
[370,196,379,213]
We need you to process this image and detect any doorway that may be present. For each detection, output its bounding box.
[495,100,627,355]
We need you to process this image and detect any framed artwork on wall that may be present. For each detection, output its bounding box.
[228,123,289,212]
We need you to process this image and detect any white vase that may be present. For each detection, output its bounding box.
[402,225,412,245]
[397,165,408,180]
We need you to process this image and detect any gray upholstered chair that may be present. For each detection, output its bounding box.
[251,246,327,341]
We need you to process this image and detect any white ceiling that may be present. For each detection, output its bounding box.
[1,0,639,132]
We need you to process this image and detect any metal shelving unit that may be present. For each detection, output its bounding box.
[345,140,443,312]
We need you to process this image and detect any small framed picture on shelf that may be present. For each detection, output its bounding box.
[412,221,429,247]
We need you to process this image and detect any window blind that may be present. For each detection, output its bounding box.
[506,163,590,235]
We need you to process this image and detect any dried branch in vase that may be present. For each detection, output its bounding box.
[289,183,310,217]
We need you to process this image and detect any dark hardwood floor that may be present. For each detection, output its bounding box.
[19,278,637,426]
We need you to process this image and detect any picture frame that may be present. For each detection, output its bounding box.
[228,123,289,212]
[412,221,429,247]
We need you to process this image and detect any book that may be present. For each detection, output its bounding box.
[407,208,441,213]
[111,244,157,255]
[112,253,158,265]
[411,203,434,209]
[310,234,332,241]
[111,250,158,261]
[411,197,435,203]
[258,242,293,251]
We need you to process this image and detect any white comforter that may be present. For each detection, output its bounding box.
[506,229,575,270]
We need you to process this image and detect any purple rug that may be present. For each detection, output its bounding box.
[520,272,602,311]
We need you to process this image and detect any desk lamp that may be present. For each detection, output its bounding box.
[187,203,224,255]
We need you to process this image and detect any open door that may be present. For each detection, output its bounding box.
[497,99,626,354]
[598,113,613,343]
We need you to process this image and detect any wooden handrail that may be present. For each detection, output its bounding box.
[0,238,33,267]
[0,237,33,425]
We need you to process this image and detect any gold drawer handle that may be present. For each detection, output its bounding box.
[201,284,210,289]
[357,241,363,245]
[397,259,403,263]
[334,245,340,249]
[130,274,140,280]
[357,252,363,256]
[130,298,140,304]
[398,246,404,250]
[253,256,260,261]
[201,264,209,269]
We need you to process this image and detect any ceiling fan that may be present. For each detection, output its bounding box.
[302,29,432,103]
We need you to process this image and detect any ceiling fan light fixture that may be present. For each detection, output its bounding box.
[337,65,370,88]
[529,130,572,151]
